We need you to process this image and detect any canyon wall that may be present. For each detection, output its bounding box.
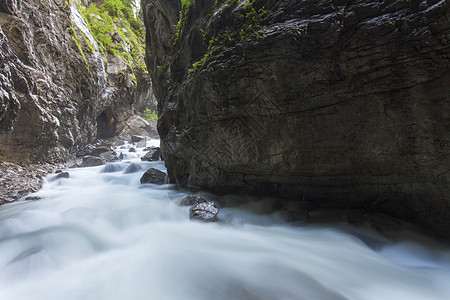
[0,0,156,202]
[143,0,449,236]
[0,0,155,164]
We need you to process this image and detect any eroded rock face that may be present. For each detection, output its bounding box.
[0,0,157,202]
[0,0,156,165]
[143,0,450,237]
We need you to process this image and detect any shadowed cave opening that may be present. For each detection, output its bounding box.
[96,108,116,139]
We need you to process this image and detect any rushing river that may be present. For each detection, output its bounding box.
[1,140,450,300]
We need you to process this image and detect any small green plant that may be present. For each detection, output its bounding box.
[70,21,90,73]
[139,108,158,121]
[76,0,146,76]
[174,0,196,43]
[186,0,268,76]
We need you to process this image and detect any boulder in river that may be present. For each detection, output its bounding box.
[141,147,162,162]
[123,163,142,174]
[129,148,136,153]
[89,146,114,157]
[55,172,70,179]
[81,156,104,167]
[140,168,166,185]
[99,151,119,163]
[179,195,207,206]
[131,135,145,143]
[190,202,219,222]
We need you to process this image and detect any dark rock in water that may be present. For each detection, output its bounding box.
[123,163,142,174]
[55,170,63,174]
[102,163,123,173]
[81,156,104,167]
[76,145,96,158]
[99,151,119,163]
[141,147,161,162]
[119,153,124,160]
[190,202,219,222]
[143,0,450,238]
[140,168,166,185]
[131,135,145,143]
[129,148,136,153]
[89,146,114,157]
[55,172,70,179]
[25,196,41,201]
[179,195,207,206]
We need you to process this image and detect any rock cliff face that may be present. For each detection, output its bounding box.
[0,0,155,202]
[143,0,449,236]
[0,0,155,165]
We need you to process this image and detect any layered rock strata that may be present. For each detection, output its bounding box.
[143,0,450,237]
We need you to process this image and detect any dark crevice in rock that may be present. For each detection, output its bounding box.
[96,108,116,139]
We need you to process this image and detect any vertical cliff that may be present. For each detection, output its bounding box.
[0,0,156,202]
[143,0,450,237]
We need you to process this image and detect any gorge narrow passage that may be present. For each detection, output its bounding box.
[0,141,449,300]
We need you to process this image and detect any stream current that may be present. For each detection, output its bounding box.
[0,140,449,300]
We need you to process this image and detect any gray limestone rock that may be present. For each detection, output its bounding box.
[143,0,450,238]
[81,156,103,167]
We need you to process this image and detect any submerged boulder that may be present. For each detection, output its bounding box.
[89,146,114,157]
[102,163,123,173]
[123,163,142,174]
[140,168,166,185]
[55,172,70,180]
[179,195,207,206]
[99,151,119,163]
[81,156,104,167]
[190,202,219,222]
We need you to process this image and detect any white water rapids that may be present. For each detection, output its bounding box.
[1,140,450,300]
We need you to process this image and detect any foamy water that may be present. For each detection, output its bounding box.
[0,140,449,300]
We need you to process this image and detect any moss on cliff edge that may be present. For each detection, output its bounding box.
[74,0,147,77]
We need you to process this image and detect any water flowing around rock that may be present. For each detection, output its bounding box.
[0,140,449,300]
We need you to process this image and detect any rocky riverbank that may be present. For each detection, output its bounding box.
[0,0,157,202]
[0,113,157,204]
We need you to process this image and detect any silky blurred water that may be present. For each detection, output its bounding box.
[0,140,449,300]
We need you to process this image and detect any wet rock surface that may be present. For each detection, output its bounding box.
[140,168,166,185]
[81,156,104,167]
[190,202,219,222]
[141,147,162,162]
[143,0,450,237]
[179,195,207,206]
[0,162,57,204]
[0,0,157,203]
[55,172,70,180]
[123,163,142,174]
